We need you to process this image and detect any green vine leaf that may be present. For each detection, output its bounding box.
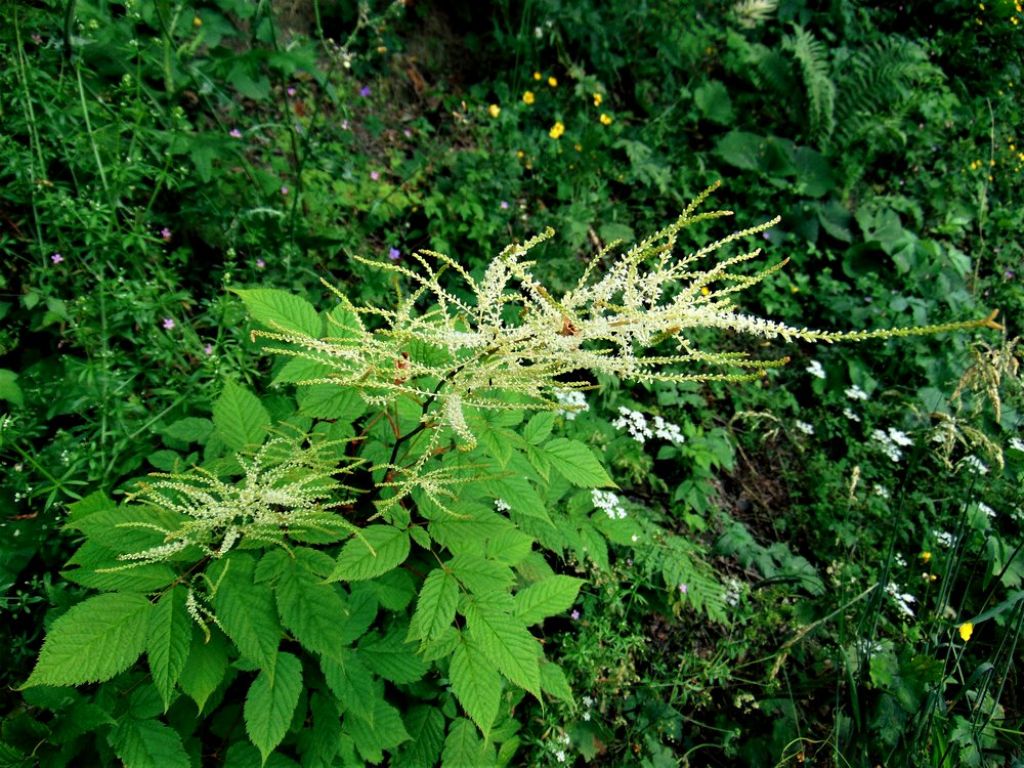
[463,594,542,697]
[244,651,303,764]
[25,593,154,687]
[147,587,192,711]
[213,555,281,671]
[328,525,410,582]
[178,629,230,714]
[212,380,271,451]
[272,550,349,661]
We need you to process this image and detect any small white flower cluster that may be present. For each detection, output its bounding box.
[885,581,916,618]
[794,420,815,436]
[978,502,996,519]
[653,415,684,444]
[873,485,890,500]
[858,638,884,657]
[845,384,869,401]
[555,389,590,420]
[613,407,652,443]
[494,498,511,512]
[612,407,685,445]
[581,694,595,722]
[805,359,826,379]
[960,455,989,475]
[872,428,912,462]
[1010,437,1024,453]
[592,489,627,520]
[895,553,907,567]
[723,576,743,607]
[935,530,955,548]
[552,731,571,763]
[843,407,861,422]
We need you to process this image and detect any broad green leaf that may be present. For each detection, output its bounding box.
[358,628,427,683]
[694,79,734,124]
[26,593,153,687]
[273,553,349,660]
[442,718,493,768]
[449,553,515,595]
[369,569,416,611]
[109,717,189,768]
[450,637,501,735]
[543,438,615,488]
[408,569,459,643]
[320,649,374,713]
[522,412,555,445]
[464,595,541,697]
[513,576,584,625]
[178,629,230,713]
[345,695,411,764]
[147,587,192,711]
[244,651,303,764]
[213,380,271,451]
[161,417,214,444]
[0,368,24,407]
[213,555,281,671]
[65,490,115,522]
[272,355,335,386]
[299,692,342,768]
[234,288,322,338]
[481,477,550,523]
[393,706,445,768]
[539,661,574,703]
[328,525,410,582]
[297,384,367,421]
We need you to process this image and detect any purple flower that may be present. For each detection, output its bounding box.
[359,85,371,97]
[160,227,172,242]
[403,128,413,138]
[499,200,510,210]
[370,170,380,181]
[280,186,289,196]
[286,87,297,97]
[229,128,242,138]
[678,584,688,594]
[388,247,401,260]
[256,258,266,269]
[570,609,580,621]
[162,317,175,330]
[203,343,214,355]
[50,253,64,264]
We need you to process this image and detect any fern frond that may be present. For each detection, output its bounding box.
[785,25,836,147]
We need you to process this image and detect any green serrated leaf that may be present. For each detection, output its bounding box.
[408,569,459,644]
[213,380,271,451]
[522,412,555,445]
[234,288,322,338]
[328,525,410,582]
[539,661,574,703]
[244,651,303,764]
[162,417,214,445]
[26,593,153,687]
[464,595,541,697]
[449,553,515,596]
[513,576,583,625]
[272,551,349,660]
[109,717,190,768]
[178,628,230,713]
[450,637,501,735]
[320,649,375,714]
[213,555,281,670]
[272,355,336,386]
[358,627,427,683]
[297,385,368,421]
[0,368,24,407]
[442,718,493,767]
[543,438,615,488]
[345,694,411,764]
[393,706,445,768]
[481,477,550,523]
[147,587,192,711]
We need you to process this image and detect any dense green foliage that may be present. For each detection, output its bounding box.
[2,0,1023,766]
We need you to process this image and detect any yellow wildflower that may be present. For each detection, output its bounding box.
[488,104,501,118]
[193,15,202,26]
[548,76,558,87]
[516,150,525,159]
[700,286,711,297]
[533,71,542,81]
[790,285,799,293]
[921,551,931,564]
[593,92,603,107]
[959,622,974,642]
[549,121,565,139]
[574,143,582,152]
[522,91,535,105]
[599,113,613,126]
